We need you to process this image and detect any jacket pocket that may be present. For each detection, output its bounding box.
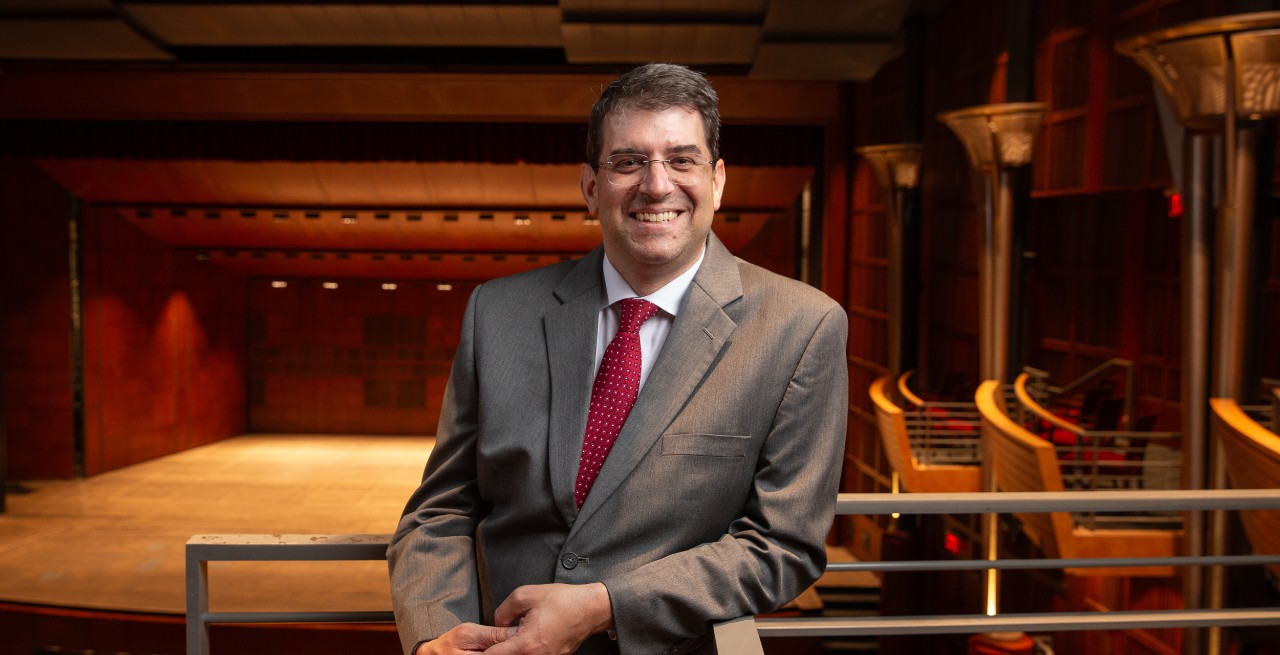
[661,433,749,457]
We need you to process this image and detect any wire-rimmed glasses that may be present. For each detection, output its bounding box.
[595,154,716,186]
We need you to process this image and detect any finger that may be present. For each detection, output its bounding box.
[479,630,529,655]
[454,623,515,651]
[493,587,534,627]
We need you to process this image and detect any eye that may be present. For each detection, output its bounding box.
[609,157,645,172]
[668,156,698,170]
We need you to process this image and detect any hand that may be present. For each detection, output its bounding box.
[414,623,514,655]
[485,583,614,655]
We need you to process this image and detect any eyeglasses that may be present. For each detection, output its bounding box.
[595,154,716,186]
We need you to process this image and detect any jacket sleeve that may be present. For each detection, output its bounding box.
[387,286,486,655]
[603,304,849,655]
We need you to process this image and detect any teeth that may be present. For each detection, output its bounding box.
[635,211,677,223]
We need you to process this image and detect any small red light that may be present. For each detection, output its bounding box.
[1169,192,1183,218]
[943,532,963,556]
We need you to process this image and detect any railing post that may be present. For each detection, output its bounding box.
[712,616,766,655]
[186,548,209,655]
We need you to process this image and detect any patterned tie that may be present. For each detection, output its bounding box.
[574,298,661,509]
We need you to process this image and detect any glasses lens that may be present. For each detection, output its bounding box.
[604,156,707,186]
[606,156,646,185]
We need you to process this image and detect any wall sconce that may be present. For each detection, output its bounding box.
[857,144,923,376]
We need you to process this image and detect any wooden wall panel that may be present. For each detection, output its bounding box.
[915,0,1009,396]
[81,208,246,475]
[1265,213,1280,385]
[735,214,798,280]
[1021,0,1237,430]
[0,160,75,479]
[247,279,472,435]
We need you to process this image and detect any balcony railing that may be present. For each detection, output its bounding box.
[186,489,1280,655]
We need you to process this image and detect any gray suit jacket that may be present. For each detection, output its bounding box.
[388,233,848,655]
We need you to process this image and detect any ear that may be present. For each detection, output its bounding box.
[711,158,726,211]
[580,163,600,215]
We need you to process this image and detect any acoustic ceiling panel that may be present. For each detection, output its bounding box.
[562,23,759,64]
[0,0,117,9]
[751,42,899,80]
[761,0,910,35]
[559,0,763,15]
[0,19,171,60]
[37,159,810,215]
[124,3,563,47]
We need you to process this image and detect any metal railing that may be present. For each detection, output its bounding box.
[185,490,1280,655]
[1027,359,1137,431]
[896,371,982,466]
[725,490,1280,653]
[185,533,393,655]
[1014,372,1182,522]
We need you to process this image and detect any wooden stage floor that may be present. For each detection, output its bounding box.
[0,434,433,617]
[0,433,865,624]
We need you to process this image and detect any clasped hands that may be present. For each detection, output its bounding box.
[415,582,614,655]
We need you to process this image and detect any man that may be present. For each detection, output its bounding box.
[388,63,848,655]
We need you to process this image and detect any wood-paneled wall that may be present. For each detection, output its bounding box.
[3,182,249,479]
[240,207,799,437]
[246,278,473,435]
[0,160,75,479]
[80,208,247,475]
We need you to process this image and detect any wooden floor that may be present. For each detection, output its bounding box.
[0,433,870,622]
[0,433,433,616]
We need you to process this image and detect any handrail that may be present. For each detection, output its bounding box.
[1015,372,1079,437]
[1211,396,1280,584]
[896,370,927,407]
[1011,372,1182,504]
[186,534,393,655]
[871,375,980,493]
[1212,398,1280,449]
[186,489,1280,654]
[1033,358,1137,431]
[1054,357,1132,398]
[719,488,1280,649]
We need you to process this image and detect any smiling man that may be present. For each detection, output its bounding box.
[388,63,848,655]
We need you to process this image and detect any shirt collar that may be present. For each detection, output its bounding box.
[602,247,706,317]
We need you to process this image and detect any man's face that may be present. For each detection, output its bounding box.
[580,106,726,289]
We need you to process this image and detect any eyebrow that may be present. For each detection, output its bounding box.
[607,144,706,157]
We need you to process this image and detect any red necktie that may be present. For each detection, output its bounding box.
[574,298,661,509]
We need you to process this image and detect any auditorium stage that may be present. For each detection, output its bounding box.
[0,434,432,618]
[0,432,858,645]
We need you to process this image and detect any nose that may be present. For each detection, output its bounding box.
[638,160,675,197]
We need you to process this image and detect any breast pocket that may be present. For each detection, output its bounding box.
[655,433,754,519]
[661,433,750,457]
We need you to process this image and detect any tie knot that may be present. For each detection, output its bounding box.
[617,298,659,333]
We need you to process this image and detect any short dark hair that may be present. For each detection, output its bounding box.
[586,63,721,168]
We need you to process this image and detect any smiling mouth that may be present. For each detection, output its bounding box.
[634,211,678,223]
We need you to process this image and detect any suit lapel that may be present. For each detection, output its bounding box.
[572,234,744,530]
[545,248,607,522]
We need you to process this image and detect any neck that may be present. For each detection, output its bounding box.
[619,270,675,297]
[611,247,705,297]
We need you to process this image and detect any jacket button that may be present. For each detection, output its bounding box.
[561,552,579,569]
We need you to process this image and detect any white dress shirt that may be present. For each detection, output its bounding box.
[595,248,706,391]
